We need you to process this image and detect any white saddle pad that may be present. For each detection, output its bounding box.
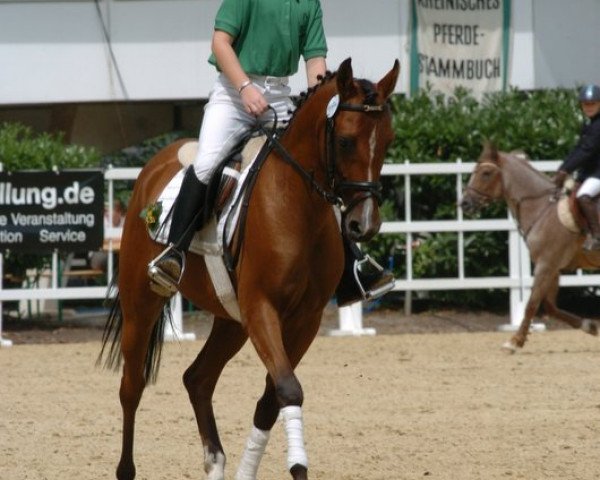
[148,135,267,321]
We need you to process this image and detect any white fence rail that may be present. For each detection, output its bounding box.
[1,161,599,346]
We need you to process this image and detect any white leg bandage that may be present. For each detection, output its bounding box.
[235,426,270,480]
[203,447,226,480]
[281,405,308,470]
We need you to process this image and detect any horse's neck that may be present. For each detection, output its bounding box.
[500,154,552,217]
[253,85,336,228]
[278,83,335,182]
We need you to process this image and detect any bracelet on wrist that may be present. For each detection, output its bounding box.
[238,80,252,94]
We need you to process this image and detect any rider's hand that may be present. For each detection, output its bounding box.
[240,84,268,117]
[553,170,568,189]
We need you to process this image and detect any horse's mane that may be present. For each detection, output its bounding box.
[293,70,337,112]
[503,150,552,185]
[508,149,529,160]
[288,70,379,125]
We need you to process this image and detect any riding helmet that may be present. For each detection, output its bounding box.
[578,84,600,102]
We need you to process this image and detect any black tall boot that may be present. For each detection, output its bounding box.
[335,234,395,307]
[578,195,600,251]
[148,167,208,297]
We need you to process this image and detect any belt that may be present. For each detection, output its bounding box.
[250,75,289,87]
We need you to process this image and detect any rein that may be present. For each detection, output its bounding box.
[512,188,558,239]
[224,97,387,271]
[258,123,342,207]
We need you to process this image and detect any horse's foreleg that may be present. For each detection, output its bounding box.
[183,316,248,480]
[236,310,322,480]
[542,276,598,336]
[242,303,310,480]
[504,265,557,352]
[234,376,275,480]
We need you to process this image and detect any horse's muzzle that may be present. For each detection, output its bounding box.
[459,193,483,216]
[343,198,381,242]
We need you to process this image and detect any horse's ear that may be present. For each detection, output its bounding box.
[376,59,400,100]
[481,141,499,162]
[336,57,358,100]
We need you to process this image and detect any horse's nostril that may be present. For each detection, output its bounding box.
[349,221,362,237]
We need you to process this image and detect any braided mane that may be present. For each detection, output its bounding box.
[290,70,337,120]
[286,70,378,127]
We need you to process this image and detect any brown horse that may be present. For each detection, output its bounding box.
[99,58,399,480]
[461,143,599,352]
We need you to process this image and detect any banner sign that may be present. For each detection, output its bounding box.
[0,170,104,253]
[410,0,511,99]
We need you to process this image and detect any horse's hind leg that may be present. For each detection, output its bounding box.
[183,316,248,480]
[117,292,165,480]
[542,274,598,336]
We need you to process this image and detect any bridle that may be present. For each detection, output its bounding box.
[463,161,502,205]
[260,95,387,216]
[325,95,385,213]
[224,97,389,271]
[464,161,558,239]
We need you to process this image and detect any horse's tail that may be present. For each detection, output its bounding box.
[96,274,172,384]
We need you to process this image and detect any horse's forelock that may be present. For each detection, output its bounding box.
[357,79,378,105]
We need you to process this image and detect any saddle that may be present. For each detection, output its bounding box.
[146,132,273,321]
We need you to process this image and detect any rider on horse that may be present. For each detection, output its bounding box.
[554,84,600,250]
[148,0,394,305]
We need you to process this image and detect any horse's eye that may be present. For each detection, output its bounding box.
[337,136,355,152]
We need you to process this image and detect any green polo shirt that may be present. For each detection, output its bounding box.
[209,0,328,77]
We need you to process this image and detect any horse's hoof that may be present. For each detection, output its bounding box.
[501,341,517,353]
[581,319,598,336]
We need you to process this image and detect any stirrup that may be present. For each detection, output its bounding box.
[147,244,186,297]
[353,255,396,300]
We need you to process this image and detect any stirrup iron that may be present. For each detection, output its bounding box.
[148,244,186,297]
[353,254,395,300]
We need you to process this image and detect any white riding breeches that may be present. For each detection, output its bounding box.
[193,73,294,183]
[577,177,600,198]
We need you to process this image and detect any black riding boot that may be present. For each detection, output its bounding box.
[335,235,395,307]
[148,167,208,297]
[578,195,600,251]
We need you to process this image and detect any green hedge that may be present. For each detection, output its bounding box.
[0,122,100,170]
[367,87,583,309]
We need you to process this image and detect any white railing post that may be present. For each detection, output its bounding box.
[0,252,13,348]
[164,293,196,342]
[330,302,375,337]
[0,161,10,347]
